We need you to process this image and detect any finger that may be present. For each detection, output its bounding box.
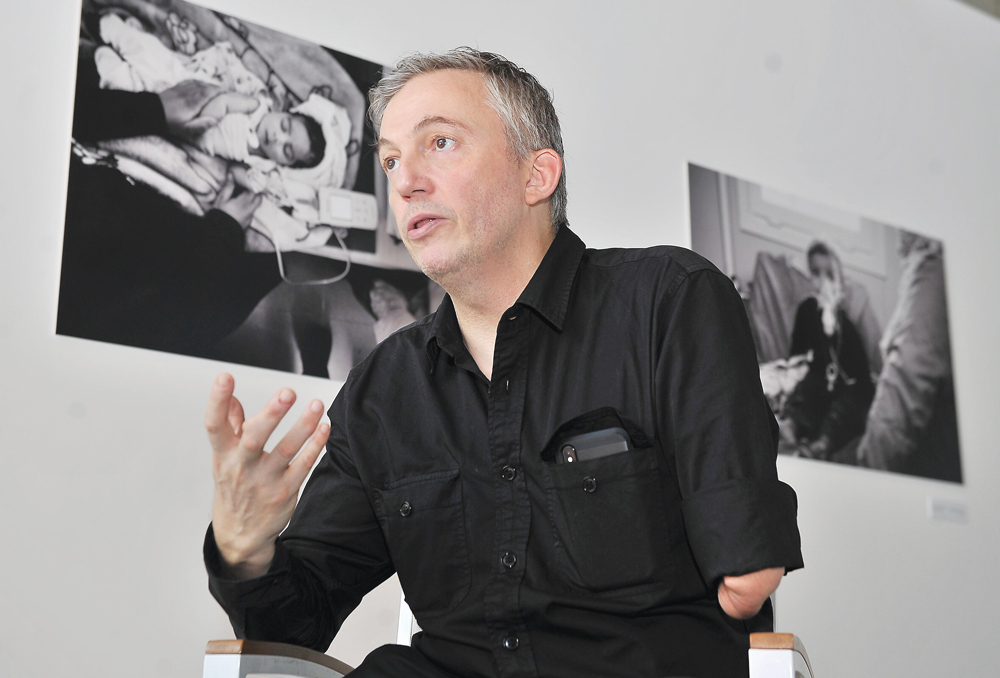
[225,93,262,116]
[182,161,213,195]
[285,421,331,489]
[183,115,220,134]
[189,163,222,193]
[205,373,239,452]
[233,191,262,223]
[214,173,236,208]
[227,397,245,437]
[266,399,326,469]
[236,387,298,459]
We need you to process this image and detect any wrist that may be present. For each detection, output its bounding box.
[211,521,276,580]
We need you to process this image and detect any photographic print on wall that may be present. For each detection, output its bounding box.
[58,0,439,380]
[689,163,962,483]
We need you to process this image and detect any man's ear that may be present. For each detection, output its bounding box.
[524,149,562,207]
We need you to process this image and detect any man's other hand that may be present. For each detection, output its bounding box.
[206,373,329,580]
[717,567,785,620]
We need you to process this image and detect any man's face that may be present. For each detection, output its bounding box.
[257,112,313,166]
[376,69,528,282]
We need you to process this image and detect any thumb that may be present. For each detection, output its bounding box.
[183,115,220,135]
[224,94,262,116]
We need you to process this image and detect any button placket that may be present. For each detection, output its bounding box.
[484,307,536,676]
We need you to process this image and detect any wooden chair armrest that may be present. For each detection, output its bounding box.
[749,633,814,678]
[206,639,354,677]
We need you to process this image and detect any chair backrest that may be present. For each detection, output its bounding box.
[204,639,353,678]
[396,595,419,646]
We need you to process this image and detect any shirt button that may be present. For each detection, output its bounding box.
[501,551,517,569]
[582,477,598,493]
[503,634,519,651]
[501,466,517,481]
[399,501,412,517]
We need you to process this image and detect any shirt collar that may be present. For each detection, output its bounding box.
[425,225,587,369]
[514,224,586,331]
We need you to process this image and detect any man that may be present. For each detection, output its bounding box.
[205,48,803,678]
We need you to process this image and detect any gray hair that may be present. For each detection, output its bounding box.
[369,47,568,230]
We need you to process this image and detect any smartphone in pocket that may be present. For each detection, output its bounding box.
[555,427,632,464]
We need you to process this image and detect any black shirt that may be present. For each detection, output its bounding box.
[206,226,803,678]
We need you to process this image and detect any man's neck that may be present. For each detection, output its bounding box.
[446,223,556,381]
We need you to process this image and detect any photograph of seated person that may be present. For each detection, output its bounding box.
[203,48,803,678]
[777,242,875,462]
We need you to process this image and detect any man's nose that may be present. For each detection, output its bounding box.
[392,155,432,199]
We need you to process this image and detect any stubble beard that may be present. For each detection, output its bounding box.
[408,180,524,294]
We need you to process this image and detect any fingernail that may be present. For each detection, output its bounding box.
[215,374,231,387]
[278,388,294,404]
[318,423,330,434]
[310,400,323,413]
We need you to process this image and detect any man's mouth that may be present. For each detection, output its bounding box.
[407,215,444,238]
[412,217,437,230]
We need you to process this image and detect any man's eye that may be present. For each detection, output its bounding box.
[383,157,398,172]
[282,117,290,133]
[284,143,293,161]
[434,137,455,150]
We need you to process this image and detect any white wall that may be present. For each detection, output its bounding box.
[1,0,998,676]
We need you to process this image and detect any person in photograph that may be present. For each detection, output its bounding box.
[82,7,358,246]
[855,231,961,482]
[203,48,802,678]
[369,279,418,343]
[778,242,875,461]
[59,64,281,355]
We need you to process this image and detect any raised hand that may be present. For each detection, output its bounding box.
[206,373,330,580]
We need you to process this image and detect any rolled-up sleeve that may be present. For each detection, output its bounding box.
[657,267,803,585]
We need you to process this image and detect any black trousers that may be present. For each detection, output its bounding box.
[348,645,457,678]
[347,644,699,678]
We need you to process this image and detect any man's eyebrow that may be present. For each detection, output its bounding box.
[412,115,472,135]
[377,116,472,154]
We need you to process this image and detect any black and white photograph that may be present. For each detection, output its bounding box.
[689,163,962,483]
[57,0,437,380]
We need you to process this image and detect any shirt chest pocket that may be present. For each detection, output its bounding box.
[371,469,471,617]
[541,411,674,594]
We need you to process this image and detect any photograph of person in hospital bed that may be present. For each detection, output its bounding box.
[688,163,962,483]
[79,0,363,251]
[59,0,435,380]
